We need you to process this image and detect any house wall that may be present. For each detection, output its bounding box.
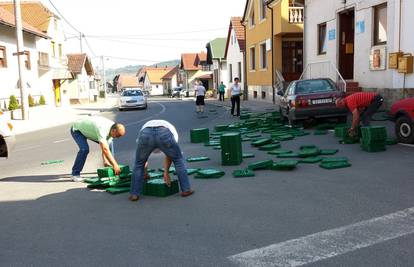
[272,0,303,35]
[304,0,414,107]
[244,0,273,102]
[226,28,245,95]
[0,25,50,109]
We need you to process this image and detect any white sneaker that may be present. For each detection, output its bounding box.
[71,175,85,182]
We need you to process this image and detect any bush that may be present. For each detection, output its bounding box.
[28,94,35,107]
[39,95,46,105]
[8,95,19,111]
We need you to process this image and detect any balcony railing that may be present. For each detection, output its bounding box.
[288,6,304,24]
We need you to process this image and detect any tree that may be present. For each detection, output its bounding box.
[39,95,46,105]
[8,95,19,111]
[28,94,35,107]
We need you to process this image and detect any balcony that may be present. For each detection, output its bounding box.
[288,6,304,24]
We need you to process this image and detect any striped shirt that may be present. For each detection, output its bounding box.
[344,92,377,112]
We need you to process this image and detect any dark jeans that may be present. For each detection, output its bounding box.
[361,94,384,126]
[71,129,89,176]
[231,95,240,116]
[130,127,191,196]
[219,92,224,101]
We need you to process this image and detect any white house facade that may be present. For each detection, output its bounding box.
[304,0,414,106]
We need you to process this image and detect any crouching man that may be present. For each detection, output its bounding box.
[129,120,194,202]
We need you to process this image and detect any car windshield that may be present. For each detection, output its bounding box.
[122,90,143,97]
[294,80,336,94]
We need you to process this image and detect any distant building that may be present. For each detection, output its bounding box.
[179,52,213,90]
[66,53,95,104]
[143,66,174,95]
[206,38,227,91]
[161,65,181,94]
[115,74,139,92]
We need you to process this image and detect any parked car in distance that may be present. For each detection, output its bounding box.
[390,97,414,144]
[118,89,147,111]
[279,78,347,125]
[0,111,16,158]
[171,87,183,98]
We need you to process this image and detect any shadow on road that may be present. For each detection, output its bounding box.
[0,172,97,183]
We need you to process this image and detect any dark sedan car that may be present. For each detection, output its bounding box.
[279,78,347,125]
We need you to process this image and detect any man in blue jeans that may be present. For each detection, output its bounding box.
[129,120,194,202]
[71,116,125,182]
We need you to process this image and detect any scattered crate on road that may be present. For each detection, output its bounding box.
[187,156,210,162]
[190,128,210,143]
[271,160,299,171]
[195,169,225,179]
[233,169,255,178]
[143,179,179,197]
[248,160,274,170]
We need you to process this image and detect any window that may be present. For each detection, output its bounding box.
[0,46,7,68]
[260,0,267,21]
[51,41,56,57]
[249,47,256,70]
[374,3,387,45]
[58,44,62,58]
[89,81,95,89]
[318,23,327,55]
[54,17,58,32]
[260,43,267,69]
[249,9,255,27]
[24,51,31,70]
[238,62,242,82]
[229,64,233,82]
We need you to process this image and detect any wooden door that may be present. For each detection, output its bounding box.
[282,41,303,82]
[338,10,355,80]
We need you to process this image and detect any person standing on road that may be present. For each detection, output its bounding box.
[195,80,206,113]
[230,77,241,117]
[129,119,194,202]
[218,81,226,101]
[335,92,384,136]
[70,116,125,181]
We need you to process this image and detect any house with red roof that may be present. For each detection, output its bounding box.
[179,52,213,91]
[161,65,182,95]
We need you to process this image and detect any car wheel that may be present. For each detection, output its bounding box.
[395,116,414,144]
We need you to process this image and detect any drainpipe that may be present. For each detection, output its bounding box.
[267,1,275,104]
[242,22,248,100]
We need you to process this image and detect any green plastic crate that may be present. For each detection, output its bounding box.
[271,160,299,170]
[245,133,262,138]
[248,160,274,170]
[190,128,209,143]
[277,152,300,158]
[251,138,272,147]
[158,167,176,173]
[84,177,101,184]
[213,146,222,150]
[204,141,221,146]
[242,153,255,158]
[233,169,255,178]
[106,187,130,195]
[319,149,339,155]
[186,156,210,162]
[215,125,228,132]
[298,148,320,158]
[319,161,351,169]
[259,143,281,151]
[148,172,163,179]
[361,126,387,142]
[299,157,323,163]
[97,165,130,178]
[386,138,398,145]
[195,169,225,179]
[268,149,292,155]
[221,132,243,166]
[321,157,349,163]
[274,134,295,141]
[143,179,179,197]
[300,145,319,150]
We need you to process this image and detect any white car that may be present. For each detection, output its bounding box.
[0,111,16,158]
[118,89,148,111]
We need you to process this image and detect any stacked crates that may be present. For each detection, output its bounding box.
[190,128,209,143]
[143,179,179,197]
[360,126,387,152]
[220,132,243,165]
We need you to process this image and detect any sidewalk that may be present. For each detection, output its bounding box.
[7,95,118,135]
[206,98,277,112]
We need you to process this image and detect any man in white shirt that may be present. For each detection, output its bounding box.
[195,80,206,113]
[230,77,241,117]
[129,119,194,202]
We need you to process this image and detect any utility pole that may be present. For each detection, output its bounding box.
[101,56,107,97]
[13,0,29,120]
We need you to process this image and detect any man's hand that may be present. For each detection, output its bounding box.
[163,172,171,187]
[348,128,356,137]
[103,161,111,167]
[113,163,121,175]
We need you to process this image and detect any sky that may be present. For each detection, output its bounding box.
[42,0,247,69]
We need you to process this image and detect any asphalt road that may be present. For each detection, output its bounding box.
[1,98,414,267]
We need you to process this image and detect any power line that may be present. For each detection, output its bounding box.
[83,36,97,57]
[85,27,226,38]
[48,0,80,34]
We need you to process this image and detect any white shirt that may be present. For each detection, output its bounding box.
[141,120,179,142]
[195,85,206,96]
[230,84,241,96]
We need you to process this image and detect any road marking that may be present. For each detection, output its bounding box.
[53,139,70,143]
[14,145,41,152]
[228,207,414,267]
[125,102,166,127]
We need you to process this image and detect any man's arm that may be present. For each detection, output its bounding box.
[163,156,172,186]
[349,109,360,136]
[100,142,120,175]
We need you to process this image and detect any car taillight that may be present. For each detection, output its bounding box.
[7,122,13,131]
[292,99,309,108]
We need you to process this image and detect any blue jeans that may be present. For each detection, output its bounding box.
[71,128,89,176]
[130,127,191,196]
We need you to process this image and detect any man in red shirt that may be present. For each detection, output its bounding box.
[336,92,384,136]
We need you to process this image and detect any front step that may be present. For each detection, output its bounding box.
[346,81,362,96]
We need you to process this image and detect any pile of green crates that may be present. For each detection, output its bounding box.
[190,128,209,143]
[360,126,387,152]
[143,179,179,197]
[87,165,132,194]
[335,126,360,144]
